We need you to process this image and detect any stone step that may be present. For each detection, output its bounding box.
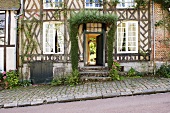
[80,71,109,77]
[79,66,110,81]
[79,66,108,71]
[81,76,112,82]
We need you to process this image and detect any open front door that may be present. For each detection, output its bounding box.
[96,34,104,66]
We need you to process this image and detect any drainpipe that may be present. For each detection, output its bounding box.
[14,0,24,70]
[152,1,156,74]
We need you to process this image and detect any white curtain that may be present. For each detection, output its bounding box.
[117,23,125,52]
[128,23,136,51]
[45,24,54,53]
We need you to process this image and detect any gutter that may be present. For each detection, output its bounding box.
[152,1,156,74]
[14,0,23,70]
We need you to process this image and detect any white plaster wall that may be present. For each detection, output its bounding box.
[10,11,17,45]
[6,48,15,71]
[5,11,17,71]
[0,48,4,72]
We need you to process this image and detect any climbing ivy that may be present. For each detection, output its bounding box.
[18,17,40,64]
[153,0,170,11]
[69,10,117,70]
[135,0,148,8]
[154,0,170,33]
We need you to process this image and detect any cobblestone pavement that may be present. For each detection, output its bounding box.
[0,77,170,108]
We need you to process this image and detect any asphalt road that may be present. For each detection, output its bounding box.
[1,93,170,113]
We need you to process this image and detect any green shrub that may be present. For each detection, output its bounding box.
[66,69,80,86]
[127,67,136,77]
[0,72,3,81]
[109,60,124,81]
[51,69,80,87]
[51,76,66,86]
[156,64,170,78]
[127,67,144,78]
[19,80,31,87]
[136,72,145,77]
[3,70,19,89]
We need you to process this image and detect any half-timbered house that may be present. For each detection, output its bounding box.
[0,0,20,72]
[17,0,170,84]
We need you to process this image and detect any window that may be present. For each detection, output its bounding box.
[86,23,102,32]
[85,0,103,8]
[43,0,63,9]
[43,22,64,54]
[117,21,138,53]
[0,11,5,37]
[117,0,135,8]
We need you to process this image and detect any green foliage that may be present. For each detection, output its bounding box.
[127,67,136,77]
[136,72,145,77]
[51,70,80,87]
[3,70,19,89]
[155,16,170,33]
[155,20,164,27]
[154,0,170,11]
[69,10,117,70]
[109,69,121,80]
[19,80,31,87]
[127,67,144,78]
[109,0,120,7]
[18,17,40,65]
[51,76,66,86]
[89,41,96,54]
[107,24,117,69]
[156,64,170,78]
[0,72,3,81]
[109,60,124,81]
[70,10,117,26]
[135,0,148,8]
[66,69,80,86]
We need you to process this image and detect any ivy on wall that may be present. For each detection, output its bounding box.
[154,0,170,11]
[69,10,117,70]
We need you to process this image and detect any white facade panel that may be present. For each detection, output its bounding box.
[6,48,15,71]
[0,48,4,72]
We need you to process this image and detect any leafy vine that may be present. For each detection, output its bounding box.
[69,10,117,70]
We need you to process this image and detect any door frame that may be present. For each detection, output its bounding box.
[83,23,106,66]
[83,31,105,66]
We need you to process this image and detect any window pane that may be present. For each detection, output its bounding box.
[128,42,136,46]
[86,0,92,7]
[117,0,135,8]
[44,23,54,53]
[44,0,62,9]
[85,0,102,8]
[55,0,62,7]
[117,21,138,53]
[0,13,5,37]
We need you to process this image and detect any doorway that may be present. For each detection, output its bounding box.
[85,33,104,66]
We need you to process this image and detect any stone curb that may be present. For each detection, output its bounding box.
[1,88,170,108]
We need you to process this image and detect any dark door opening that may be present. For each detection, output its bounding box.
[85,33,104,66]
[30,62,53,84]
[96,34,103,66]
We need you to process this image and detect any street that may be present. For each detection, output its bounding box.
[1,93,170,113]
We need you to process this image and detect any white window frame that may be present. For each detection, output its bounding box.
[43,22,64,54]
[117,0,136,8]
[43,0,63,9]
[85,0,103,9]
[117,21,138,53]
